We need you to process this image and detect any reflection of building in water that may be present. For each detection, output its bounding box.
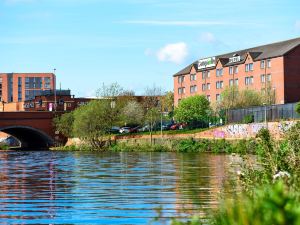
[0,152,59,221]
[173,154,238,217]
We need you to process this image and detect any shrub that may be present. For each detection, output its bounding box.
[242,114,254,124]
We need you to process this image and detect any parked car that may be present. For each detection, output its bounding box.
[170,123,187,130]
[109,126,120,134]
[138,125,150,132]
[119,127,131,133]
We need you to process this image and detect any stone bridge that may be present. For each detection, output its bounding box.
[0,112,65,149]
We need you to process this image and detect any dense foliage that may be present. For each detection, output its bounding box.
[174,95,210,125]
[170,122,300,225]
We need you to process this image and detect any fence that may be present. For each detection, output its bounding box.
[228,102,300,123]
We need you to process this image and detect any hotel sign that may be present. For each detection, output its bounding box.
[229,55,241,63]
[198,57,216,70]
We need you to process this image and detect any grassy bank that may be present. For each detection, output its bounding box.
[52,138,257,154]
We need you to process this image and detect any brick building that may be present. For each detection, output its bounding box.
[0,73,55,103]
[173,37,300,106]
[23,90,91,112]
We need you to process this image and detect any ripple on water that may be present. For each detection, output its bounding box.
[0,151,238,224]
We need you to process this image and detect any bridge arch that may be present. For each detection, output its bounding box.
[0,126,54,149]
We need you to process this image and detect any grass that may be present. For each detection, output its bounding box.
[116,127,209,137]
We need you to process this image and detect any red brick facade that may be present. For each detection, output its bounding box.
[173,38,300,106]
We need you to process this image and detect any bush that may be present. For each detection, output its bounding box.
[296,102,300,115]
[0,143,9,150]
[242,114,254,124]
[209,182,300,225]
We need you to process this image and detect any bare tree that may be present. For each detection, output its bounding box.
[143,85,163,145]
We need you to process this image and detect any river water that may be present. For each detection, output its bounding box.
[0,151,239,224]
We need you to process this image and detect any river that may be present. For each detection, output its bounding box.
[0,151,239,224]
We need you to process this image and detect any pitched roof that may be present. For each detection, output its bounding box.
[173,37,300,76]
[173,62,197,76]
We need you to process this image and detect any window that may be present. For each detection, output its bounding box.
[229,79,234,86]
[261,74,265,83]
[216,68,223,77]
[216,94,221,101]
[44,77,51,89]
[207,83,211,90]
[245,76,254,85]
[234,66,238,74]
[178,76,185,83]
[178,87,185,94]
[235,78,239,86]
[207,95,211,102]
[267,74,271,82]
[245,63,253,72]
[216,81,224,89]
[18,77,22,102]
[229,66,233,75]
[190,74,196,81]
[190,85,197,93]
[202,71,210,79]
[267,59,271,68]
[207,71,210,78]
[260,60,265,69]
[202,84,206,91]
[249,63,253,71]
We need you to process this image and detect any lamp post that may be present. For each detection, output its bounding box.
[263,103,268,129]
[53,68,57,112]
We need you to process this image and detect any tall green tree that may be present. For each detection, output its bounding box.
[53,112,74,138]
[174,95,210,125]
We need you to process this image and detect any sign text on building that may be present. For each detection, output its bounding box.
[198,57,216,70]
[229,55,241,63]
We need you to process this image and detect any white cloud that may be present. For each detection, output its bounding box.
[296,20,300,30]
[156,42,188,64]
[200,32,217,43]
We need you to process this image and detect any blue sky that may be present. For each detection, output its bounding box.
[1,0,300,97]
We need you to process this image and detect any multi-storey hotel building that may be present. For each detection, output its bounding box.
[173,37,300,106]
[0,73,55,103]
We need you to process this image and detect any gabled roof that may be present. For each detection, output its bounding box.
[173,62,197,76]
[173,37,300,76]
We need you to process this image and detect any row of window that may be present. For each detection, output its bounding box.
[178,60,272,83]
[178,74,272,94]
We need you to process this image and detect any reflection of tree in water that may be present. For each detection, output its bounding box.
[174,153,237,217]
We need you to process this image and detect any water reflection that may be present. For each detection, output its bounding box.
[0,151,238,224]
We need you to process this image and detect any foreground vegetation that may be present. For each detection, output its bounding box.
[169,122,300,225]
[53,138,257,154]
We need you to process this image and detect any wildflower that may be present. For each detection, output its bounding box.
[273,171,291,181]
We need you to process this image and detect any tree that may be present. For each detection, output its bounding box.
[143,85,163,145]
[53,112,74,138]
[161,91,174,118]
[122,100,144,126]
[220,86,263,110]
[174,95,210,126]
[295,102,300,115]
[71,83,125,149]
[72,99,119,149]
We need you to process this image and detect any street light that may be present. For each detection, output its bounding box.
[263,103,268,129]
[53,68,57,112]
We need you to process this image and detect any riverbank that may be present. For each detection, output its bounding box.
[52,137,258,154]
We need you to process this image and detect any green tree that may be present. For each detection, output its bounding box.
[73,99,119,149]
[122,100,144,126]
[296,102,300,115]
[53,112,74,137]
[174,95,210,126]
[220,86,262,110]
